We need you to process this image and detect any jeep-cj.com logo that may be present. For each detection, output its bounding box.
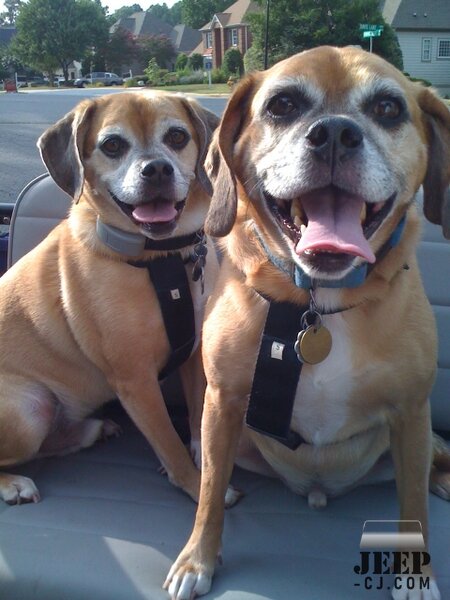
[353,520,431,593]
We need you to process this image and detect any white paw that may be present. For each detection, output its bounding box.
[0,475,40,505]
[391,576,440,600]
[190,439,201,469]
[165,571,211,600]
[308,487,327,509]
[224,484,243,508]
[101,418,122,439]
[164,560,212,600]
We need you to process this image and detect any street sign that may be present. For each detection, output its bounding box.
[359,23,384,31]
[363,30,382,38]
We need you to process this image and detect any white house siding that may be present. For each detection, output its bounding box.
[397,31,450,95]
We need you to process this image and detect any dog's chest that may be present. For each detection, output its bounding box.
[291,313,356,445]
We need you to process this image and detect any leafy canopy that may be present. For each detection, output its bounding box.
[249,0,403,70]
[12,0,109,79]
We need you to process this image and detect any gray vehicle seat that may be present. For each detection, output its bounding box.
[1,175,449,600]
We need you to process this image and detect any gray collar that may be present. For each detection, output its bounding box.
[96,217,148,257]
[96,217,204,256]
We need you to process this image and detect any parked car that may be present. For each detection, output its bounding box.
[74,72,123,88]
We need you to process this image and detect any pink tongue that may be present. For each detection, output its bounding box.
[132,201,177,224]
[295,189,376,263]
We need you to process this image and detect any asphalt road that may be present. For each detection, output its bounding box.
[0,88,228,204]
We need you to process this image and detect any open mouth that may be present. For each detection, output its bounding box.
[110,191,186,237]
[264,185,395,273]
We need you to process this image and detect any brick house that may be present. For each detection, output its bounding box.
[195,0,260,69]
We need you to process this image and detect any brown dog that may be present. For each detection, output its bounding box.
[0,91,220,505]
[165,47,450,599]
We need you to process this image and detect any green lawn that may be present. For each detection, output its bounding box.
[134,83,231,95]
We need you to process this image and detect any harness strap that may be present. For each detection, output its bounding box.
[129,254,196,380]
[246,301,307,450]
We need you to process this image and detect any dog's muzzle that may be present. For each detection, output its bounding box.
[264,186,395,274]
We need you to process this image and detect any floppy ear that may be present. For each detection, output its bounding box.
[37,100,95,202]
[418,87,450,239]
[204,75,258,237]
[181,98,220,197]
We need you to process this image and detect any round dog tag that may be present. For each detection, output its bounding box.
[299,325,332,364]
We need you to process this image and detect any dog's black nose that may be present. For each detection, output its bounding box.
[141,159,174,184]
[305,117,363,165]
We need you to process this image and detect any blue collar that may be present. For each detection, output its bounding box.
[257,215,406,289]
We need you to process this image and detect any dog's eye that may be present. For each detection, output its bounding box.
[165,128,190,150]
[372,97,404,121]
[101,136,127,157]
[267,94,297,118]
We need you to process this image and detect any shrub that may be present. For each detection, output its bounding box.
[222,48,244,77]
[188,53,203,71]
[211,68,227,84]
[178,70,205,85]
[407,75,432,87]
[175,53,188,70]
[244,46,264,73]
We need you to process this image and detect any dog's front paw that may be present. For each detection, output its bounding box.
[164,549,214,600]
[0,474,40,505]
[101,418,122,440]
[391,576,440,600]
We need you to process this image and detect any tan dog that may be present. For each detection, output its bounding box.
[165,47,450,600]
[0,91,220,505]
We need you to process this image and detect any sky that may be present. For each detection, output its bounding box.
[0,1,180,17]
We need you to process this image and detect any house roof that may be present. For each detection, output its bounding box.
[0,26,16,45]
[199,0,260,31]
[112,11,200,54]
[171,24,201,54]
[113,12,173,38]
[387,0,450,30]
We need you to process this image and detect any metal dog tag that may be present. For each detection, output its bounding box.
[294,308,332,364]
[298,324,332,364]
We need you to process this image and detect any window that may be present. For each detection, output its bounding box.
[437,39,450,58]
[206,31,213,48]
[231,28,238,46]
[421,38,431,61]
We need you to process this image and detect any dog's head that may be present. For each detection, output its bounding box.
[38,91,219,239]
[205,46,450,281]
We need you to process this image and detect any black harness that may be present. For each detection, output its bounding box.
[246,300,307,449]
[129,254,196,380]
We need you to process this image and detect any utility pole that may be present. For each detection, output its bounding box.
[264,0,270,70]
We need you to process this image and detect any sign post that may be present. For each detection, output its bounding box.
[359,24,384,52]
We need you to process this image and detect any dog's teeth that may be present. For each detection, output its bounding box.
[300,224,306,234]
[291,201,304,222]
[294,215,302,228]
[360,203,367,223]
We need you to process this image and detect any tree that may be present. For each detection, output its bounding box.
[147,3,172,23]
[106,3,142,25]
[243,46,264,73]
[12,0,109,81]
[102,26,137,73]
[188,53,203,70]
[137,34,176,68]
[181,0,229,29]
[169,1,182,25]
[249,0,403,70]
[222,48,244,77]
[175,52,188,70]
[144,57,160,84]
[0,0,23,26]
